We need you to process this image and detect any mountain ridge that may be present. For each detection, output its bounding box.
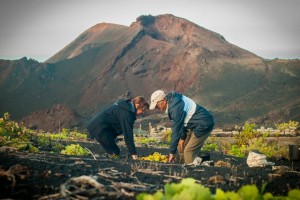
[0,14,299,131]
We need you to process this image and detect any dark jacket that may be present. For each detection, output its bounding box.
[166,92,215,154]
[86,99,137,155]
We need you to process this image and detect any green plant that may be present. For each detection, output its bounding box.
[140,152,168,163]
[137,178,300,200]
[0,112,32,139]
[247,137,288,159]
[135,137,159,144]
[37,134,52,146]
[52,142,65,153]
[136,15,155,26]
[0,113,90,155]
[162,129,172,143]
[202,137,219,152]
[226,122,289,159]
[61,144,90,156]
[0,112,35,151]
[228,144,247,158]
[275,121,299,131]
[26,143,39,153]
[45,128,87,140]
[202,143,219,152]
[67,128,88,139]
[234,123,259,146]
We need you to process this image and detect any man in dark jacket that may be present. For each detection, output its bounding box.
[149,90,215,164]
[86,96,149,160]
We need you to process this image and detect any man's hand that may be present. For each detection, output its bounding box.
[178,139,185,151]
[132,154,139,160]
[168,154,175,162]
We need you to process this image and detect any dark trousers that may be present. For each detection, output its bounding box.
[88,126,120,155]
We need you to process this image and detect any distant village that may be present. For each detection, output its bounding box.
[145,124,299,137]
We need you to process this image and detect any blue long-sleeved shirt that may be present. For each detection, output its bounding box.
[165,92,215,154]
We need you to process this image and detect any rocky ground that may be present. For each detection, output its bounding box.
[1,141,300,200]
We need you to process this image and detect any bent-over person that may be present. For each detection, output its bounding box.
[149,90,214,164]
[86,96,149,160]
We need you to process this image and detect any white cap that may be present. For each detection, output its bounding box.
[149,90,166,110]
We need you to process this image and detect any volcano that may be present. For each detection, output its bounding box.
[0,14,299,131]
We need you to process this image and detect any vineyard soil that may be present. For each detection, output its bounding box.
[1,140,300,199]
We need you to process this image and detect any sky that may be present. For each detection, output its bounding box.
[0,0,299,62]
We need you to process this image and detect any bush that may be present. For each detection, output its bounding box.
[275,121,299,131]
[162,129,172,143]
[46,128,87,140]
[234,123,259,146]
[0,112,36,152]
[61,144,90,156]
[137,178,300,200]
[0,112,32,139]
[227,122,288,159]
[0,112,90,155]
[202,137,219,152]
[136,15,156,26]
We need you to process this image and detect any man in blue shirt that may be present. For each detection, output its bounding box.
[149,90,215,164]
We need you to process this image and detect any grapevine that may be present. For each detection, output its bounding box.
[137,178,300,200]
[139,152,168,162]
[61,144,90,156]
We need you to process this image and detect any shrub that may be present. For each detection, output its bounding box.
[202,137,219,152]
[0,113,90,155]
[140,152,168,163]
[275,121,299,131]
[135,137,159,144]
[162,129,172,143]
[136,15,155,26]
[228,122,289,159]
[229,144,247,158]
[0,112,32,139]
[234,123,259,146]
[0,112,36,152]
[61,144,90,156]
[137,178,300,200]
[47,128,87,140]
